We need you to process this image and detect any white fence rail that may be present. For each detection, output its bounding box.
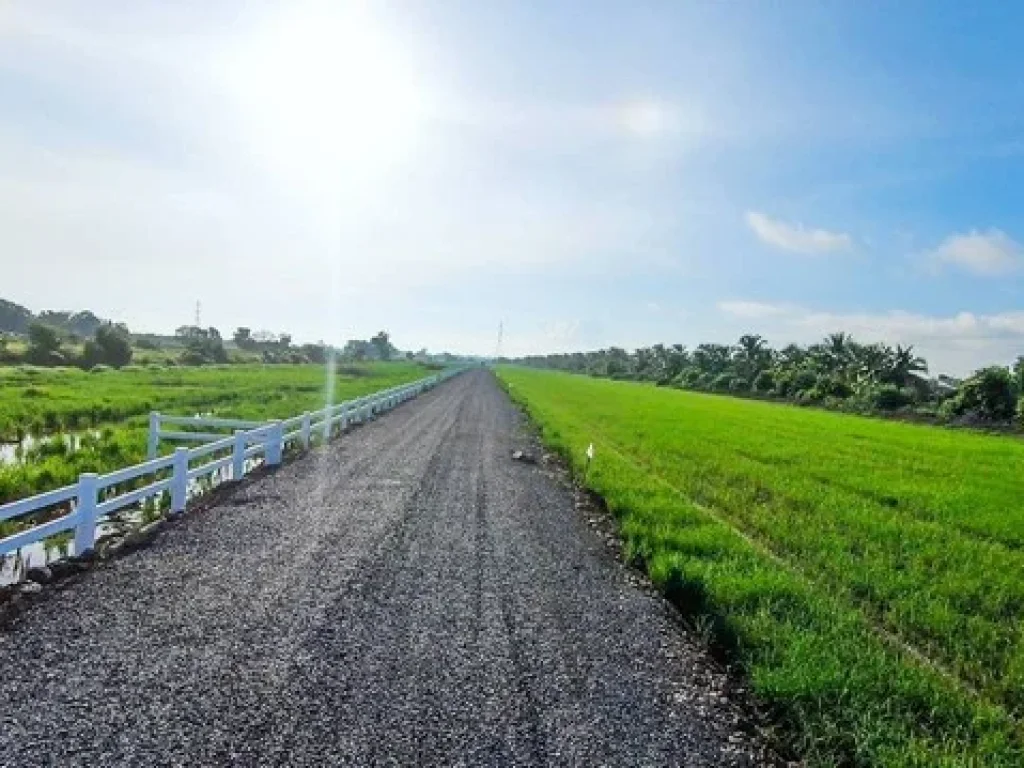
[0,368,462,561]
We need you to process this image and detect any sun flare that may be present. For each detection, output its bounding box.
[219,1,426,180]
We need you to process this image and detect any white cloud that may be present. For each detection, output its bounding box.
[927,229,1023,276]
[745,211,852,254]
[718,300,1024,375]
[717,300,791,319]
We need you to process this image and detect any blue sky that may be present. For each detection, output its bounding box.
[2,1,1023,374]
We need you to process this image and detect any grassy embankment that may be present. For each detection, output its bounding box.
[498,366,1024,767]
[0,362,428,511]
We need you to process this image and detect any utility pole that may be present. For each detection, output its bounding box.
[494,321,504,360]
[194,300,202,328]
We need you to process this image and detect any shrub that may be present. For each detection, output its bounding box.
[675,369,704,389]
[789,369,818,396]
[865,384,916,411]
[944,367,1017,422]
[728,376,750,392]
[711,372,734,391]
[814,375,854,399]
[753,370,776,393]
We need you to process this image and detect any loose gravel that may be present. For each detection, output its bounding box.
[0,370,774,767]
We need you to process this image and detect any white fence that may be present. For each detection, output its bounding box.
[0,368,461,561]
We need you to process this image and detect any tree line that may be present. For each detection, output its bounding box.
[1,297,435,369]
[513,333,1024,426]
[175,327,408,366]
[0,322,134,369]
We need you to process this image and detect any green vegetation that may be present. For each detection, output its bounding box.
[498,366,1024,766]
[515,334,1024,428]
[0,362,429,510]
[1,296,443,370]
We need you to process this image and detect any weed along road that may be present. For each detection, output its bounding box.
[0,371,768,767]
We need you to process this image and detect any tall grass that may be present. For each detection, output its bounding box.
[498,366,1024,766]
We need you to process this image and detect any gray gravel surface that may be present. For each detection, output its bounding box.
[0,370,771,767]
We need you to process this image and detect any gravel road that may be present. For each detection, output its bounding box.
[0,370,770,767]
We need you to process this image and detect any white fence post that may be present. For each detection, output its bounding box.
[147,411,160,460]
[73,473,99,555]
[301,412,311,449]
[267,422,284,466]
[322,407,332,442]
[171,447,189,513]
[232,429,246,480]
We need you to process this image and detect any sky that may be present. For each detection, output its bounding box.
[2,1,1024,375]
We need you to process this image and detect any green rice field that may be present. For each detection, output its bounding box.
[498,366,1024,767]
[0,362,429,509]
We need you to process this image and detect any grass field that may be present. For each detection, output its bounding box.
[0,362,429,508]
[498,366,1024,766]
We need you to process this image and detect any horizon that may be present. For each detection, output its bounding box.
[3,1,1024,376]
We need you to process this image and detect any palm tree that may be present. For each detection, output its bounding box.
[733,334,771,382]
[777,343,807,368]
[694,343,732,375]
[886,345,928,386]
[825,332,854,370]
[851,342,892,386]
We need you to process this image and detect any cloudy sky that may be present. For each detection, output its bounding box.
[2,1,1024,374]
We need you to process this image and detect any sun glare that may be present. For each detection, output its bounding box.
[219,2,426,181]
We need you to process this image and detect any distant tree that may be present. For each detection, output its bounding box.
[885,345,928,387]
[28,322,60,351]
[175,325,204,339]
[178,326,227,365]
[278,333,292,349]
[733,334,771,383]
[94,323,133,367]
[777,344,808,368]
[300,343,327,364]
[512,329,958,420]
[342,339,372,361]
[233,327,254,349]
[692,343,732,376]
[0,298,32,334]
[26,322,63,365]
[1013,356,1024,395]
[851,342,892,386]
[370,330,393,361]
[38,310,106,338]
[941,367,1017,422]
[824,332,854,370]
